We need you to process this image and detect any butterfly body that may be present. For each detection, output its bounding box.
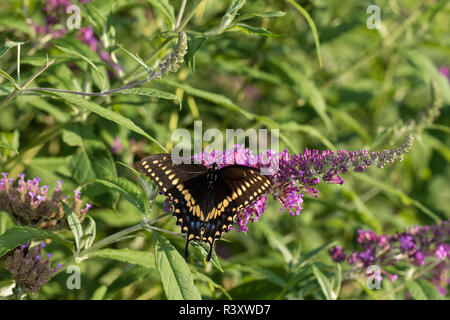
[139,154,272,261]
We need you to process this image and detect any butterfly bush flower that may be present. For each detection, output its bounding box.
[3,242,62,294]
[438,66,449,80]
[190,135,414,233]
[0,173,91,230]
[31,0,120,75]
[328,220,450,295]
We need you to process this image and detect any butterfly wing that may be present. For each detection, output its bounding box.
[217,165,272,211]
[139,156,272,262]
[139,154,207,196]
[139,154,214,258]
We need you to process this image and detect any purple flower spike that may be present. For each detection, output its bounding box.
[329,220,450,296]
[329,246,347,262]
[436,244,449,260]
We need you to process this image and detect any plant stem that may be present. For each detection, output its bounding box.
[51,212,170,278]
[23,71,161,97]
[175,0,187,30]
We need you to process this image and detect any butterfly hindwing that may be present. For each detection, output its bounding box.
[217,165,272,212]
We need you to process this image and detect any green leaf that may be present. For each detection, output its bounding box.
[297,241,337,270]
[62,202,83,254]
[0,69,19,89]
[268,59,333,134]
[403,50,450,105]
[406,280,428,300]
[93,248,156,269]
[237,265,286,288]
[116,161,158,215]
[415,279,442,300]
[191,242,223,272]
[107,266,153,296]
[0,226,73,258]
[192,271,232,300]
[152,231,201,300]
[0,140,18,154]
[0,41,21,57]
[158,79,255,120]
[91,285,108,300]
[65,124,119,209]
[56,45,106,91]
[91,177,145,212]
[228,279,280,300]
[353,174,440,223]
[45,91,166,152]
[23,96,70,123]
[62,128,83,147]
[236,11,286,21]
[312,264,336,300]
[218,0,246,33]
[185,37,206,74]
[116,44,151,74]
[147,0,175,30]
[120,87,181,109]
[286,0,323,67]
[280,122,335,150]
[82,216,96,249]
[227,23,281,37]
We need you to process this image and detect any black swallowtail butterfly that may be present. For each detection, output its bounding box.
[139,154,272,261]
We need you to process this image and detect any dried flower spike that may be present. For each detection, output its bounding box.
[3,242,61,294]
[0,173,91,230]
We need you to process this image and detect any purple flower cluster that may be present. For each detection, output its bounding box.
[329,220,450,295]
[187,135,413,233]
[78,27,121,74]
[438,66,449,80]
[31,0,120,75]
[3,242,62,294]
[0,173,91,230]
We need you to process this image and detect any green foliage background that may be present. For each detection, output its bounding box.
[0,0,448,300]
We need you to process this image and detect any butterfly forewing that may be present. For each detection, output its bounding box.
[139,154,206,196]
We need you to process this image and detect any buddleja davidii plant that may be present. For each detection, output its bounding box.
[0,134,416,299]
[0,163,203,299]
[328,221,449,299]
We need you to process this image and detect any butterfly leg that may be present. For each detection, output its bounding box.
[206,240,214,262]
[184,238,191,259]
